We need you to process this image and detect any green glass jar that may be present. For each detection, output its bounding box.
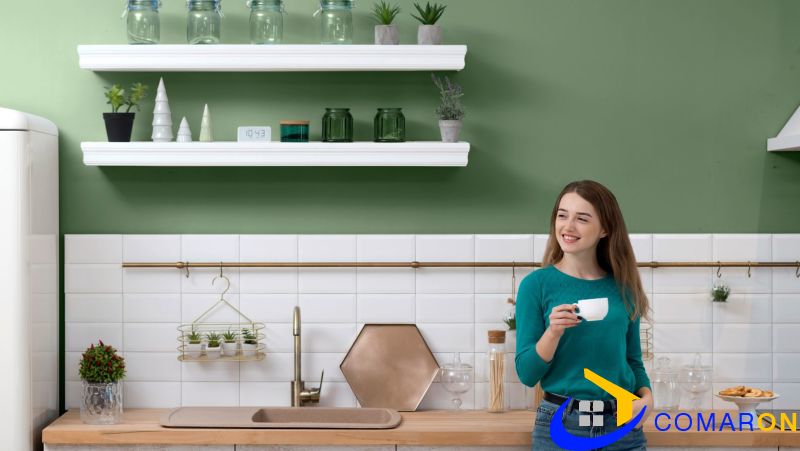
[280,120,310,142]
[322,108,353,142]
[126,0,160,44]
[319,0,353,45]
[249,0,283,44]
[187,0,222,44]
[374,108,405,142]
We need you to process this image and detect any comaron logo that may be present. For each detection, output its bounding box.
[548,369,647,451]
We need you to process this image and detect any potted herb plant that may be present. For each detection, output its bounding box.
[712,283,731,302]
[103,82,148,142]
[412,1,446,45]
[432,74,465,142]
[372,1,400,45]
[241,328,258,356]
[79,340,125,425]
[205,332,222,359]
[185,329,204,358]
[221,329,238,356]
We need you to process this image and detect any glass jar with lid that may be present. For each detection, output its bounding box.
[187,0,222,44]
[652,357,680,412]
[248,0,283,44]
[374,108,405,142]
[486,330,508,413]
[126,0,160,44]
[322,108,353,142]
[318,0,353,44]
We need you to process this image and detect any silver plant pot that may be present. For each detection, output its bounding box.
[439,120,462,143]
[375,25,399,45]
[417,25,442,45]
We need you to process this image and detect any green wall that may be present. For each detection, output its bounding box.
[2,0,800,235]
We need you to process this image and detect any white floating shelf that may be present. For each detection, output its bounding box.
[81,141,470,167]
[768,103,800,151]
[77,45,467,72]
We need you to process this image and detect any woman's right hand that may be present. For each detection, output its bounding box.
[547,304,580,338]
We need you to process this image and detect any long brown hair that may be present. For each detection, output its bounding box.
[542,180,650,321]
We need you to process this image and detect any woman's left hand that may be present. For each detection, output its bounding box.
[631,391,654,430]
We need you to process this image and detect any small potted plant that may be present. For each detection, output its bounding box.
[103,82,148,142]
[205,332,222,359]
[432,74,465,142]
[712,283,731,302]
[221,329,238,357]
[372,1,401,45]
[241,328,258,356]
[185,329,204,358]
[412,1,446,45]
[79,340,125,425]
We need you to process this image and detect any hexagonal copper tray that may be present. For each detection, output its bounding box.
[340,324,439,411]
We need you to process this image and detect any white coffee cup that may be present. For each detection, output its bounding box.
[572,297,609,321]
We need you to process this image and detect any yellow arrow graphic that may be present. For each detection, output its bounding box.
[584,368,640,426]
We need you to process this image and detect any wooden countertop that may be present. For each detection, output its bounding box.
[42,409,800,447]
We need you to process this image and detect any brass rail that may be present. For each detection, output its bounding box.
[121,261,800,269]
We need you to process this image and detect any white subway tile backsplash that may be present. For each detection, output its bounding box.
[65,235,122,264]
[773,268,800,293]
[475,294,514,324]
[474,235,533,262]
[64,352,81,382]
[416,294,474,323]
[124,294,181,323]
[774,324,800,352]
[419,382,474,410]
[317,382,357,407]
[773,295,800,323]
[299,235,356,262]
[182,268,240,294]
[715,268,772,294]
[639,269,653,294]
[357,235,415,261]
[181,235,239,261]
[182,294,241,323]
[652,294,712,323]
[240,382,291,407]
[124,352,181,381]
[712,324,771,353]
[65,294,122,323]
[65,264,122,293]
[630,234,653,262]
[533,235,550,262]
[182,382,239,406]
[653,234,712,261]
[774,353,800,382]
[773,383,800,410]
[773,234,800,261]
[653,324,712,353]
[182,361,240,382]
[475,268,533,294]
[652,268,712,294]
[416,235,474,261]
[65,382,81,409]
[356,268,415,293]
[357,294,415,323]
[124,382,182,408]
[474,323,509,353]
[302,352,346,382]
[300,294,356,323]
[712,294,771,323]
[239,294,297,323]
[65,323,122,352]
[713,234,772,262]
[712,353,772,382]
[240,268,297,294]
[124,323,181,352]
[240,235,297,262]
[416,269,473,294]
[417,323,474,353]
[262,323,294,353]
[124,268,181,294]
[298,268,356,294]
[302,324,357,353]
[240,353,293,382]
[123,235,180,263]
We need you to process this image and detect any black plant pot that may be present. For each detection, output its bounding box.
[103,112,135,142]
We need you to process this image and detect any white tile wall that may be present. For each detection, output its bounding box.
[64,234,800,410]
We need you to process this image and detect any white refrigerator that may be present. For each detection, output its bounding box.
[0,107,59,451]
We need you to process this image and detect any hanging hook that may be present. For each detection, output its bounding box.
[795,261,799,278]
[747,261,752,278]
[184,261,191,278]
[716,262,722,279]
[212,262,231,297]
[508,261,517,305]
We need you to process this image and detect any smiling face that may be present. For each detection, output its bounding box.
[554,192,608,257]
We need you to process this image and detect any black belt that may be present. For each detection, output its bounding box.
[544,392,617,415]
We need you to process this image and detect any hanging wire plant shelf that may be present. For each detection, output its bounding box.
[176,271,267,362]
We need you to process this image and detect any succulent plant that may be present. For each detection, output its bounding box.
[241,328,258,345]
[411,2,446,25]
[222,329,237,343]
[206,332,221,348]
[187,329,202,344]
[712,284,731,302]
[104,82,148,113]
[372,1,400,25]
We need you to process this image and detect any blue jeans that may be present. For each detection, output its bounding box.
[532,399,647,451]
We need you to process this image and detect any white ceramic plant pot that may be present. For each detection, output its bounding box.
[439,119,462,142]
[205,345,221,360]
[417,25,442,45]
[222,340,238,357]
[375,25,399,45]
[241,342,257,357]
[185,342,204,359]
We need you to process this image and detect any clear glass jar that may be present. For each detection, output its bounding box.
[319,0,353,44]
[126,0,160,44]
[652,357,680,412]
[187,0,222,44]
[249,0,283,44]
[322,108,353,142]
[486,330,508,413]
[374,108,405,142]
[80,381,123,425]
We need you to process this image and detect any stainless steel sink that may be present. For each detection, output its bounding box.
[160,407,402,429]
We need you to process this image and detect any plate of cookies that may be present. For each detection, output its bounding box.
[715,386,779,415]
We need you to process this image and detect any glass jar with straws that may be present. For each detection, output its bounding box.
[486,330,508,413]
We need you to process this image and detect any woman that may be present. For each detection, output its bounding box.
[515,180,652,450]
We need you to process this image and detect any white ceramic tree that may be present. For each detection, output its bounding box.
[152,77,173,142]
[177,117,192,142]
[199,104,213,142]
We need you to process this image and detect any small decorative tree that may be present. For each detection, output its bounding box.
[431,74,465,142]
[79,341,126,424]
[199,104,213,142]
[177,116,193,142]
[152,77,173,142]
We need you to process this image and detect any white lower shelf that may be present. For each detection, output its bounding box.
[81,141,470,167]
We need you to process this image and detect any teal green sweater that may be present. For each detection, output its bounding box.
[514,265,651,400]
